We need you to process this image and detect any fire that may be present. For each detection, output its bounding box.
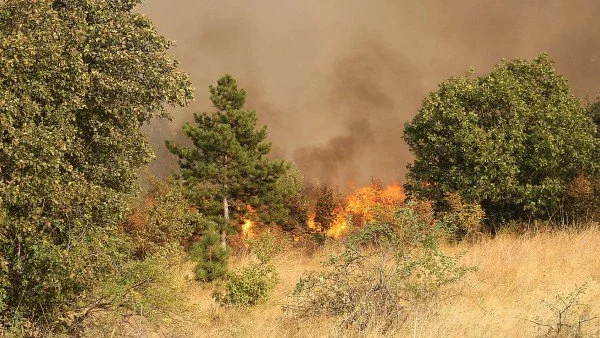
[307,212,319,231]
[242,205,256,237]
[325,209,348,239]
[346,182,406,223]
[310,182,406,240]
[242,219,253,235]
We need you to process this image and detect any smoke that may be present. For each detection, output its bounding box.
[138,0,600,189]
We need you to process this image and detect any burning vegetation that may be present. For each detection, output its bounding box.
[307,181,406,239]
[4,0,600,333]
[242,205,257,238]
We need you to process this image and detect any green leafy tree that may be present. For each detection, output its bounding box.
[166,74,287,248]
[403,54,598,224]
[588,99,600,133]
[273,162,309,232]
[0,0,192,331]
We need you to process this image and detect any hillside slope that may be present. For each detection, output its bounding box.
[90,227,600,337]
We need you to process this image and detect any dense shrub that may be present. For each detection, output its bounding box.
[562,174,600,223]
[212,231,282,306]
[121,177,204,258]
[248,231,285,264]
[287,203,472,334]
[588,98,600,130]
[79,249,192,337]
[213,263,279,306]
[314,185,340,232]
[404,54,599,225]
[441,193,486,241]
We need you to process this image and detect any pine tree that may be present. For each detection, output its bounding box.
[188,223,230,282]
[166,75,288,248]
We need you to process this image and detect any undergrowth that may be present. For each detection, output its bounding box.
[286,203,474,334]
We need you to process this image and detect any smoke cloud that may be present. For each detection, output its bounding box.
[138,0,600,189]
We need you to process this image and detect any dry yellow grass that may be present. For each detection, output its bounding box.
[98,226,600,337]
[415,226,600,337]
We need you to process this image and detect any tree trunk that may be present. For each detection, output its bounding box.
[221,196,228,248]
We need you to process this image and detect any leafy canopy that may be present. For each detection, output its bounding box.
[403,54,598,223]
[0,0,192,330]
[166,74,288,228]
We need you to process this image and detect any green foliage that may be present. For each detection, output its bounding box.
[189,224,231,282]
[314,184,340,232]
[587,99,600,130]
[288,203,473,334]
[121,176,204,258]
[213,263,279,306]
[166,74,288,235]
[0,0,192,333]
[74,248,192,337]
[212,231,283,307]
[404,54,599,224]
[248,231,285,264]
[441,193,486,241]
[273,162,309,231]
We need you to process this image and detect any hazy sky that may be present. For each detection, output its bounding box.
[139,0,600,189]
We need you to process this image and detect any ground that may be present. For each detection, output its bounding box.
[91,226,600,337]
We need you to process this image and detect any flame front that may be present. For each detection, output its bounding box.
[346,182,406,223]
[325,209,348,239]
[310,182,406,240]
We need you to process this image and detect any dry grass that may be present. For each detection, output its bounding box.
[413,225,600,337]
[92,226,600,337]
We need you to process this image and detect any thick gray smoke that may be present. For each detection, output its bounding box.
[138,0,600,189]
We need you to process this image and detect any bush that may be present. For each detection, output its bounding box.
[562,174,600,224]
[248,230,285,264]
[80,249,193,337]
[0,221,133,335]
[121,176,204,258]
[404,54,599,225]
[212,230,282,306]
[441,193,486,241]
[271,162,310,231]
[287,203,473,334]
[528,284,600,337]
[588,98,600,129]
[213,263,279,306]
[189,224,231,282]
[314,185,341,233]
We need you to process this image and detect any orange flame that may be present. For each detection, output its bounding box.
[325,208,348,239]
[309,182,406,240]
[242,219,253,235]
[307,212,319,231]
[242,205,256,237]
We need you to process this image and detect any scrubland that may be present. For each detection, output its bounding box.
[92,225,600,338]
